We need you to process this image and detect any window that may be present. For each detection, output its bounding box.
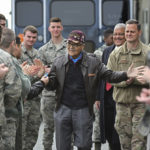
[16,0,43,27]
[51,0,95,26]
[102,0,129,26]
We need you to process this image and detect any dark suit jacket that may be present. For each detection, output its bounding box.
[99,44,120,144]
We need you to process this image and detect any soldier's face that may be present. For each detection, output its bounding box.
[49,22,63,38]
[23,31,37,47]
[113,28,125,46]
[104,34,113,46]
[125,24,141,43]
[0,19,6,28]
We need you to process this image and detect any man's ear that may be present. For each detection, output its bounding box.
[10,40,15,47]
[139,30,142,37]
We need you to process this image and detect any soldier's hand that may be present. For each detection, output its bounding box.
[20,61,28,68]
[126,77,134,85]
[136,88,150,105]
[22,64,40,76]
[33,59,45,78]
[0,63,9,79]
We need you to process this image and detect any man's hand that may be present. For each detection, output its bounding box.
[126,77,134,85]
[95,101,100,110]
[41,76,49,85]
[136,66,150,84]
[20,61,28,68]
[136,76,147,84]
[33,59,45,78]
[127,63,145,78]
[22,64,40,76]
[136,88,150,105]
[0,63,9,79]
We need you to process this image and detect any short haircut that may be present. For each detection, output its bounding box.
[23,25,38,35]
[126,19,141,31]
[0,14,6,21]
[0,28,15,48]
[114,23,126,30]
[103,28,113,38]
[49,17,62,24]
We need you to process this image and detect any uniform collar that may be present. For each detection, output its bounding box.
[48,38,67,50]
[122,41,142,54]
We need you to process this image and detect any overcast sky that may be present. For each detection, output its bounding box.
[0,0,11,28]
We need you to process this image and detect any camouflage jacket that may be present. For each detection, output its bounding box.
[19,43,39,83]
[0,49,22,123]
[94,44,108,61]
[38,38,67,96]
[19,43,41,101]
[107,41,150,103]
[19,43,39,65]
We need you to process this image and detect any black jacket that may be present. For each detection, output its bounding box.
[99,44,120,144]
[27,80,45,100]
[46,51,128,115]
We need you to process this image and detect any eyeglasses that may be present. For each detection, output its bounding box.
[113,33,124,36]
[67,41,83,47]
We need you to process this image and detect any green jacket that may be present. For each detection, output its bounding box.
[107,41,150,104]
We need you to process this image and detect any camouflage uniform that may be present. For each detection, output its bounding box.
[12,57,31,150]
[38,39,67,150]
[19,43,41,150]
[92,49,103,149]
[94,44,108,60]
[107,41,150,150]
[0,49,22,150]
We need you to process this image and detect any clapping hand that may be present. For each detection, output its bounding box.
[136,66,150,84]
[22,64,40,76]
[136,88,150,105]
[0,63,9,79]
[33,59,45,78]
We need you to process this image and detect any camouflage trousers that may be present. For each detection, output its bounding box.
[0,126,4,150]
[40,96,56,150]
[2,117,17,150]
[22,100,41,150]
[92,103,101,143]
[115,103,147,150]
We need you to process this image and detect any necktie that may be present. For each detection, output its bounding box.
[106,82,112,91]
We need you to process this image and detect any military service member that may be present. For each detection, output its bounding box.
[94,28,113,61]
[92,28,113,150]
[107,19,150,150]
[0,13,6,28]
[19,25,44,150]
[38,17,67,150]
[0,63,8,79]
[0,27,22,150]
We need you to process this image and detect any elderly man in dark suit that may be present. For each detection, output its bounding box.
[95,23,126,150]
